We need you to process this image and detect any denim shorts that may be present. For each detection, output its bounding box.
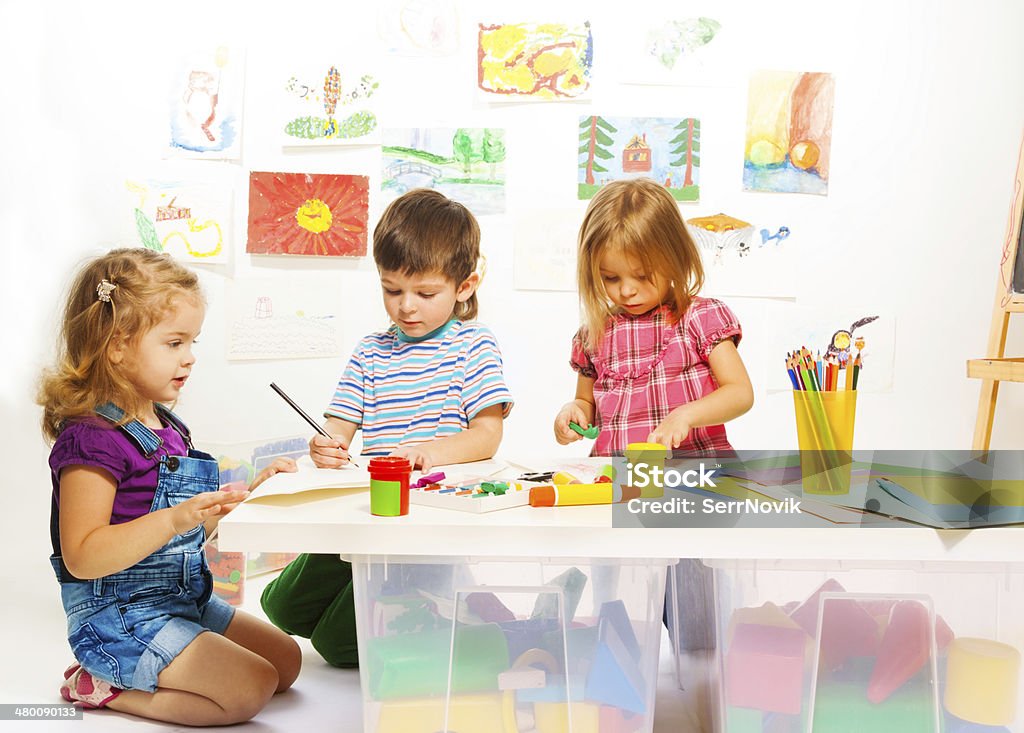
[56,553,235,692]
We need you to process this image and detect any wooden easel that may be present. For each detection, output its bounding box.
[968,134,1024,450]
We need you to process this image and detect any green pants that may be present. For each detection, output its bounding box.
[260,553,359,668]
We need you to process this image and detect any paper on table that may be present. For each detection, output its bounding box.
[246,455,371,499]
[247,456,517,500]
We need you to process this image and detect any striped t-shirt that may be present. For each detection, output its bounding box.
[326,319,514,456]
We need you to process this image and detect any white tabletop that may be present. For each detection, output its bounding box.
[217,482,1024,563]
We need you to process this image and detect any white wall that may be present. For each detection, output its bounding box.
[3,0,1024,590]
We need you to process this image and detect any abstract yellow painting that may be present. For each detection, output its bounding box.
[744,70,835,195]
[477,22,593,100]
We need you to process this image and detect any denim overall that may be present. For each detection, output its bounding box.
[49,403,234,692]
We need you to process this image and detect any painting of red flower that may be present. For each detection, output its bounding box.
[247,171,369,256]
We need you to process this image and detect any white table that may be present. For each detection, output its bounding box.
[218,484,1024,562]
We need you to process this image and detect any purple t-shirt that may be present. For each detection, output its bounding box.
[49,418,188,524]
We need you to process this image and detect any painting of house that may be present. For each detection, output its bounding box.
[579,116,699,201]
[622,133,653,172]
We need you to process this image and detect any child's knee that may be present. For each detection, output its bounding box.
[224,658,279,723]
[275,634,303,692]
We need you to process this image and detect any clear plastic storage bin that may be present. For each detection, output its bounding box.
[349,555,674,733]
[708,559,1024,733]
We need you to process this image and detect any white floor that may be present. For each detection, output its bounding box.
[0,570,715,733]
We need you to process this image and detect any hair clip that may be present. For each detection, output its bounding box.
[96,279,117,302]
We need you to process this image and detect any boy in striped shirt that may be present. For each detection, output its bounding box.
[261,189,514,667]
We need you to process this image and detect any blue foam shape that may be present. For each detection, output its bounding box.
[584,618,647,713]
[598,599,641,662]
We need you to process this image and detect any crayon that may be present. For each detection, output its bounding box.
[528,483,642,507]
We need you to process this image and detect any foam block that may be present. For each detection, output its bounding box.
[812,672,936,733]
[498,666,546,690]
[599,705,645,733]
[790,580,878,671]
[725,706,763,733]
[944,638,1020,726]
[868,600,933,703]
[584,612,647,713]
[516,673,585,703]
[597,600,640,662]
[727,602,803,645]
[376,694,507,733]
[724,623,806,714]
[532,567,588,621]
[533,701,599,733]
[944,711,1011,732]
[466,591,516,623]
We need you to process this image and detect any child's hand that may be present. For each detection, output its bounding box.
[168,490,250,535]
[249,457,298,494]
[554,402,588,445]
[648,414,691,450]
[310,434,353,469]
[390,445,433,472]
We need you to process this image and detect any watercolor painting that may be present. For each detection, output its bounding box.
[382,128,505,215]
[167,46,244,159]
[615,16,737,87]
[513,209,580,291]
[579,116,699,201]
[226,278,345,360]
[744,70,835,195]
[125,180,231,263]
[378,0,458,55]
[247,172,369,257]
[686,213,796,297]
[282,64,380,145]
[477,22,593,100]
[769,306,895,393]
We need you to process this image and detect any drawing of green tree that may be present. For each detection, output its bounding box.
[452,128,484,175]
[579,116,617,186]
[670,118,700,187]
[482,129,506,178]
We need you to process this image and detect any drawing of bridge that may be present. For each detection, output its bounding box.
[384,161,443,185]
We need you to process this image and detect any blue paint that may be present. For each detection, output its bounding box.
[743,160,826,195]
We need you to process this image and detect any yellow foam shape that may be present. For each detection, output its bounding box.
[376,692,515,733]
[944,637,1020,726]
[534,701,599,733]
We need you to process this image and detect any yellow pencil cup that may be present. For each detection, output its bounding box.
[625,442,668,498]
[792,390,857,494]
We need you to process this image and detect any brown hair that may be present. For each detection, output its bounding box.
[577,178,704,350]
[38,248,203,442]
[373,189,481,320]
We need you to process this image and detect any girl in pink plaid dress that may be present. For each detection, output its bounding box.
[554,178,754,456]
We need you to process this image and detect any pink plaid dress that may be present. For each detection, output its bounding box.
[570,297,742,456]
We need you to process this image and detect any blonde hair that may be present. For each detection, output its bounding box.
[577,178,704,350]
[38,248,203,442]
[373,189,481,320]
